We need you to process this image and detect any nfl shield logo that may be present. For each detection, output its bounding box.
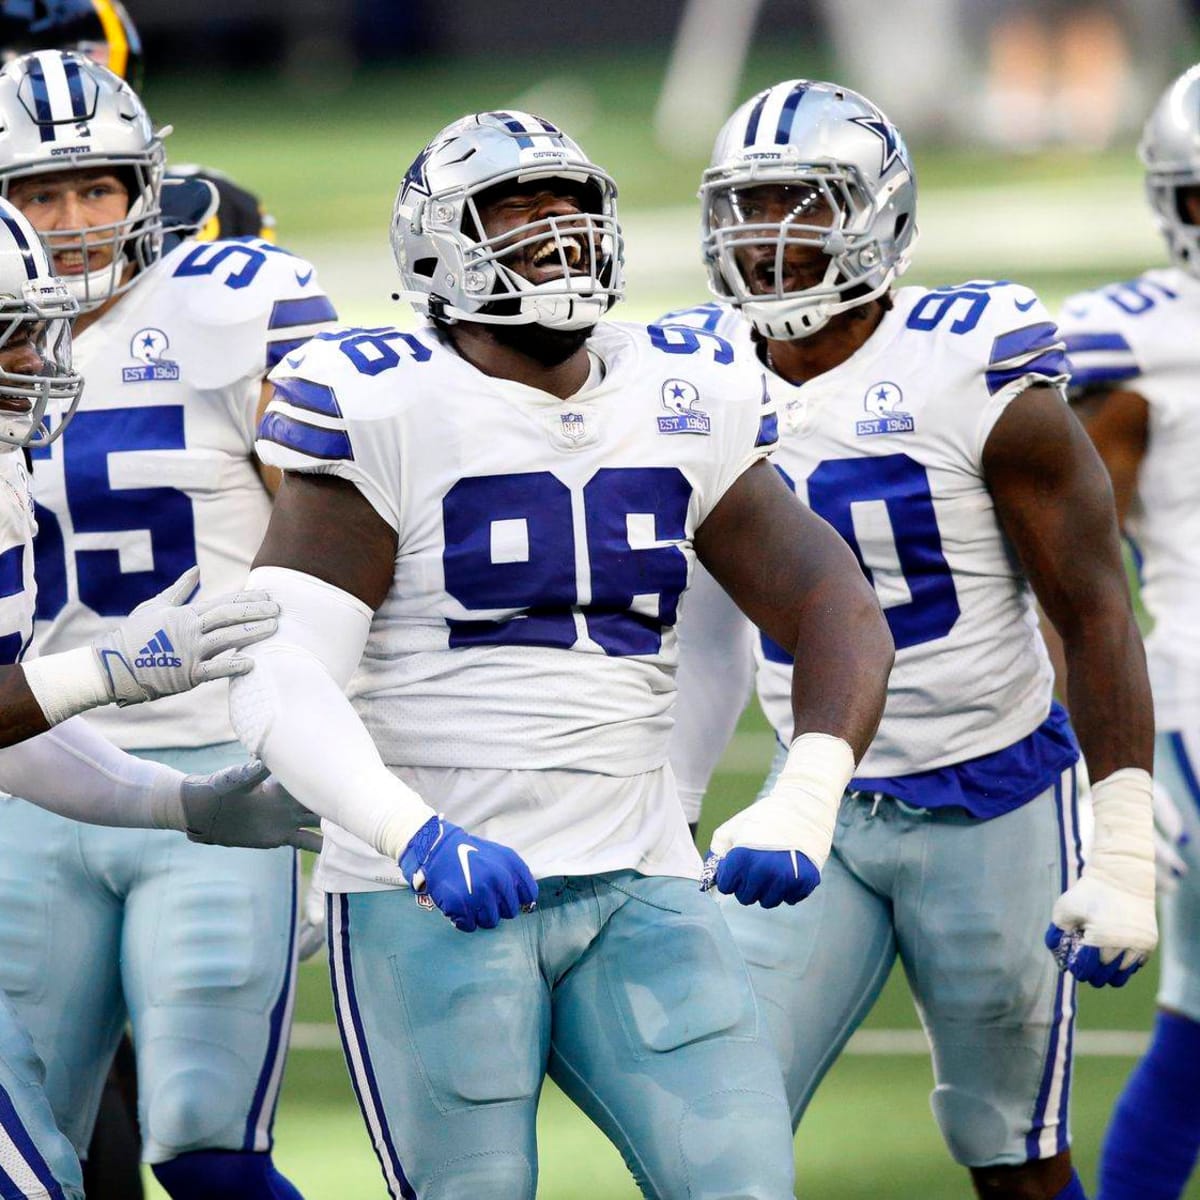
[560,412,586,443]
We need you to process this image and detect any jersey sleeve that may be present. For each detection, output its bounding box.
[1057,286,1144,394]
[167,237,338,392]
[258,330,408,532]
[969,284,1070,456]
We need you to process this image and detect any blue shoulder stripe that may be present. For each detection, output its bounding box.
[271,377,342,418]
[258,411,353,461]
[985,347,1069,396]
[268,295,337,332]
[1062,331,1133,354]
[989,321,1059,366]
[1067,362,1141,388]
[0,545,22,599]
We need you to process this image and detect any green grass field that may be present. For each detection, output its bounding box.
[127,50,1197,1197]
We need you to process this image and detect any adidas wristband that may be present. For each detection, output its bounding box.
[22,647,114,728]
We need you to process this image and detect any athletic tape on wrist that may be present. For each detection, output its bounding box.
[21,647,112,727]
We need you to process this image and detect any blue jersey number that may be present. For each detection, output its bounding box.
[34,406,199,619]
[807,454,959,651]
[0,545,28,664]
[442,467,692,656]
[906,282,1012,335]
[1102,278,1179,316]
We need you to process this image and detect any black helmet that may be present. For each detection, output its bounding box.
[0,1,143,91]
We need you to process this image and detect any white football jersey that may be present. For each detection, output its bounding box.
[0,450,36,668]
[666,283,1068,778]
[31,236,336,748]
[258,319,777,886]
[1059,267,1200,729]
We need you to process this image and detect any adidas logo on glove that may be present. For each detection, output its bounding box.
[134,628,183,669]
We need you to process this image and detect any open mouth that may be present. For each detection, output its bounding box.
[50,248,107,277]
[528,232,587,279]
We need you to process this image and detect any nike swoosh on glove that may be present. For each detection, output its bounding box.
[399,815,537,933]
[702,732,853,907]
[1046,768,1158,988]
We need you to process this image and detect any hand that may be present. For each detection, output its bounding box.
[701,733,851,907]
[90,566,280,706]
[1045,768,1157,988]
[700,845,820,908]
[1152,780,1189,895]
[181,759,322,852]
[399,815,537,933]
[296,875,327,962]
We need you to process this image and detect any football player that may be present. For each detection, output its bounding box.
[1057,63,1200,1200]
[0,51,336,1200]
[664,80,1156,1200]
[227,109,894,1199]
[0,0,275,245]
[0,195,316,1200]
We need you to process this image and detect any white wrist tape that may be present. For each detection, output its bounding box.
[710,732,855,868]
[1086,767,1155,900]
[228,566,435,862]
[21,647,111,727]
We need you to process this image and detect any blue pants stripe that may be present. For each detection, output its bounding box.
[1168,731,1200,809]
[242,853,300,1152]
[1026,770,1078,1160]
[0,1083,66,1200]
[328,895,415,1200]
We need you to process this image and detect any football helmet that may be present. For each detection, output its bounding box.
[0,49,165,310]
[0,195,81,448]
[391,110,624,331]
[1140,64,1200,277]
[701,80,917,339]
[0,0,143,90]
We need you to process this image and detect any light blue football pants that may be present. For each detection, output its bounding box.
[1155,729,1200,1022]
[0,989,82,1199]
[719,761,1082,1169]
[328,870,795,1200]
[0,742,299,1165]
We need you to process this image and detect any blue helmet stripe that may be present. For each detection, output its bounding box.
[774,83,808,143]
[62,57,88,119]
[742,91,770,145]
[25,58,54,143]
[1,214,39,281]
[488,111,534,148]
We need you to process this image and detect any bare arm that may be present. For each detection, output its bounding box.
[1070,387,1149,528]
[0,668,49,748]
[982,385,1152,779]
[252,471,397,604]
[253,381,283,496]
[694,459,893,761]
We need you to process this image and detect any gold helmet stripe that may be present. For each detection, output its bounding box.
[92,0,128,80]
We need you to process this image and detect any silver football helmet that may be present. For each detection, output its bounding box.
[1140,64,1200,276]
[0,196,81,448]
[391,110,624,331]
[702,80,918,339]
[0,49,165,310]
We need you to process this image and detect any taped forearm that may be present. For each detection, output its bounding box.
[20,647,111,726]
[0,716,183,829]
[228,567,435,861]
[1088,768,1155,897]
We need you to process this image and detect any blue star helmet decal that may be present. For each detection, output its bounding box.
[849,113,905,174]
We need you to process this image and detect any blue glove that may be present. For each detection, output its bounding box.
[399,815,537,933]
[700,848,821,908]
[1044,925,1144,989]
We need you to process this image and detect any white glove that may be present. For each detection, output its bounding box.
[1152,779,1189,895]
[1046,767,1158,987]
[703,733,854,907]
[296,876,327,962]
[94,566,280,705]
[175,759,322,853]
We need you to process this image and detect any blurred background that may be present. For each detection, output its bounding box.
[126,0,1199,1195]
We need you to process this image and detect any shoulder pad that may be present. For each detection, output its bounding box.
[901,281,1068,396]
